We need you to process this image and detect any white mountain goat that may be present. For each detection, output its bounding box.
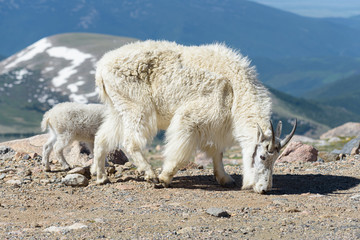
[92,40,296,193]
[41,102,105,171]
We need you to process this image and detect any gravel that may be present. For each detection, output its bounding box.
[0,148,359,239]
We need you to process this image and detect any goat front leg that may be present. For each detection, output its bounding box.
[205,149,235,188]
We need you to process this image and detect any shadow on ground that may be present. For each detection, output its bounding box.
[170,174,360,195]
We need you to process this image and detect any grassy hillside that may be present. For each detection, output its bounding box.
[269,86,360,138]
[254,57,360,96]
[306,74,360,115]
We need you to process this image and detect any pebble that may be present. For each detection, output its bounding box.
[272,198,289,206]
[206,208,231,218]
[62,174,89,187]
[43,223,88,232]
[350,194,360,201]
[68,167,86,175]
[6,179,22,187]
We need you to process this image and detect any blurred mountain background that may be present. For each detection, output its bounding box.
[0,0,359,140]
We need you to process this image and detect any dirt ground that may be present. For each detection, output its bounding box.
[0,149,360,239]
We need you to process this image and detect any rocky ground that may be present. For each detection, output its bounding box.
[0,136,360,239]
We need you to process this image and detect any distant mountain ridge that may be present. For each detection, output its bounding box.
[306,74,360,115]
[1,33,358,139]
[0,33,136,136]
[1,0,360,59]
[324,15,360,30]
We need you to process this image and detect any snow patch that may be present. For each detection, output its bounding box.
[69,88,99,104]
[5,38,52,69]
[38,94,49,103]
[68,81,85,93]
[69,94,89,104]
[14,69,31,83]
[46,47,93,87]
[42,66,55,73]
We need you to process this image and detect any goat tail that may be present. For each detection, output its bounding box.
[41,111,50,132]
[95,67,113,106]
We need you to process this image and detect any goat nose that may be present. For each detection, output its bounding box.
[260,189,267,194]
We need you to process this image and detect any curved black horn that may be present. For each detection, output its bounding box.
[280,119,297,148]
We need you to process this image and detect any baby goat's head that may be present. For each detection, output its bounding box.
[252,119,297,194]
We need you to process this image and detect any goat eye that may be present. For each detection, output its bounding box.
[260,155,266,160]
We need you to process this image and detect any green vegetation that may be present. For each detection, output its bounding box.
[254,57,360,97]
[306,74,360,115]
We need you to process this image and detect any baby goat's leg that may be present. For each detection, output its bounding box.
[42,130,57,171]
[53,136,71,170]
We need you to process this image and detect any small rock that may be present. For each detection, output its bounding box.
[68,167,86,175]
[350,194,360,201]
[22,154,31,160]
[206,207,230,218]
[106,149,129,165]
[0,146,15,160]
[6,179,22,187]
[44,223,88,232]
[62,174,89,187]
[0,173,6,180]
[178,227,194,234]
[0,146,13,155]
[318,151,340,162]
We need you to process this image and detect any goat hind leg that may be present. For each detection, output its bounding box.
[53,137,71,170]
[42,134,56,171]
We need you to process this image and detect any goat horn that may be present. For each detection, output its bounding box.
[280,119,297,148]
[268,121,275,151]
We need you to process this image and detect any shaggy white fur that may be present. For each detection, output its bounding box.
[41,102,105,171]
[92,40,295,193]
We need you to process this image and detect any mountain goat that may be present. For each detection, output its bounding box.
[92,40,296,193]
[41,102,105,171]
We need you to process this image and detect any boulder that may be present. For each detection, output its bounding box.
[277,142,318,163]
[332,136,360,155]
[320,122,360,139]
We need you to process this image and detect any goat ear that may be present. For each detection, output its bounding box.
[275,121,282,138]
[256,123,264,142]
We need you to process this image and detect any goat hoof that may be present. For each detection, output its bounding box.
[153,183,164,189]
[147,177,159,184]
[96,178,111,185]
